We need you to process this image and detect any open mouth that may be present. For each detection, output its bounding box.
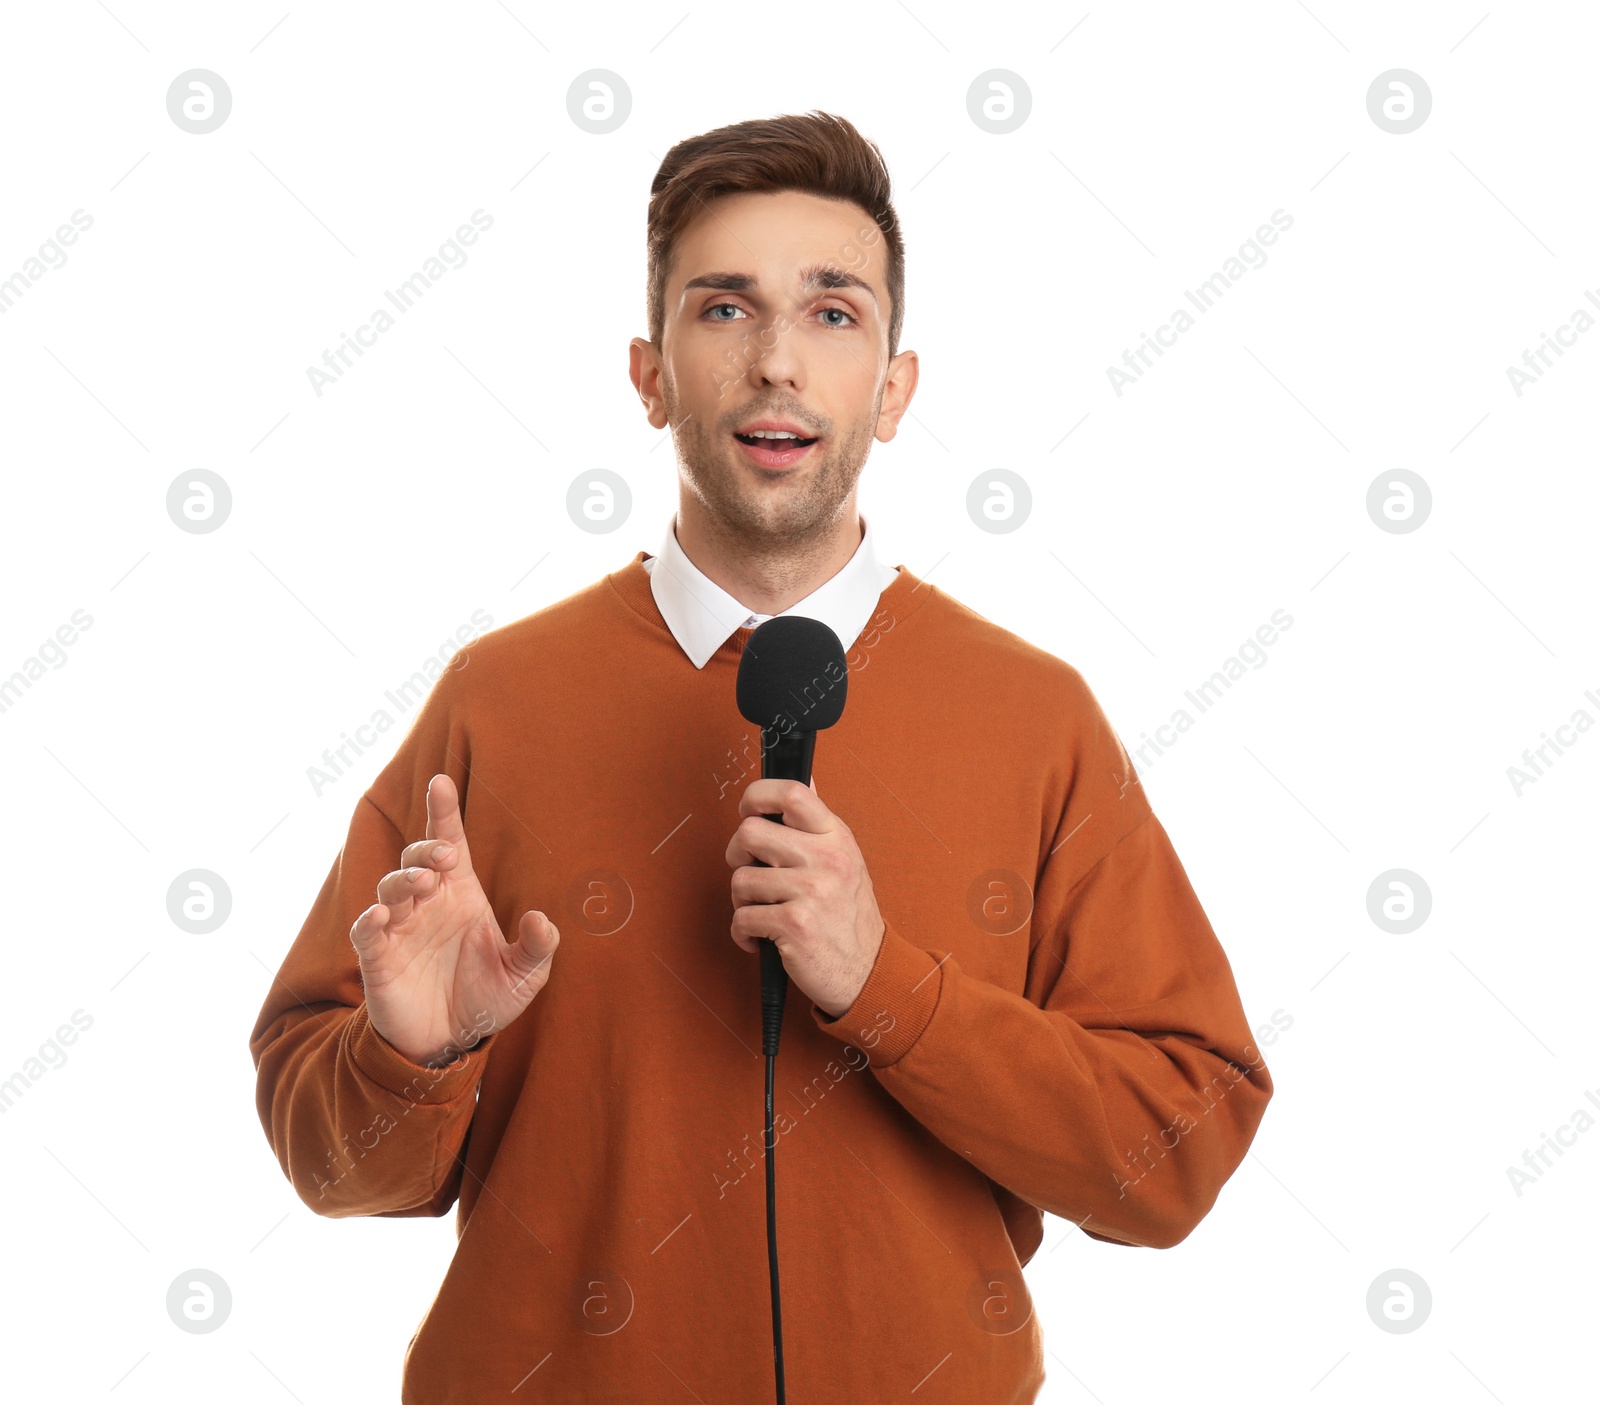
[733,432,819,470]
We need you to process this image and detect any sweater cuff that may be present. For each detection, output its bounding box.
[810,917,943,1068]
[348,1001,495,1105]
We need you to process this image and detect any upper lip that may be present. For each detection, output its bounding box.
[734,418,818,438]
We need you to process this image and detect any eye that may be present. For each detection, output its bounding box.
[817,306,857,329]
[704,302,748,321]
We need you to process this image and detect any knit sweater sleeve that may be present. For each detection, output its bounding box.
[811,667,1273,1250]
[247,654,497,1219]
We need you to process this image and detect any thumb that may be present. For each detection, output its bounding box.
[505,910,559,996]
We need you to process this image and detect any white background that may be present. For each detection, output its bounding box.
[2,1,1595,1400]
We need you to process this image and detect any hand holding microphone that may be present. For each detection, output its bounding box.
[725,775,885,1020]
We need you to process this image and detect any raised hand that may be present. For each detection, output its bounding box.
[349,773,559,1066]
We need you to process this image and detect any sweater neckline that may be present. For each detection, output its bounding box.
[606,548,935,662]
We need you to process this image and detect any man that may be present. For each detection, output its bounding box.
[250,110,1273,1403]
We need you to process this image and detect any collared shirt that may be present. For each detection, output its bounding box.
[641,512,901,670]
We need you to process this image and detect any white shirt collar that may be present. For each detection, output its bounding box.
[642,512,900,670]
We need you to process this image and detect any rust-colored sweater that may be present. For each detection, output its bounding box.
[249,552,1273,1403]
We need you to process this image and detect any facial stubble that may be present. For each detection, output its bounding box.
[661,367,883,564]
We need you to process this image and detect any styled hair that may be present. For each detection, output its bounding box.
[645,111,905,360]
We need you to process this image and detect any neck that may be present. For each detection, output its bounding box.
[672,497,864,616]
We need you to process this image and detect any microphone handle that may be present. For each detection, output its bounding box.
[752,727,817,1056]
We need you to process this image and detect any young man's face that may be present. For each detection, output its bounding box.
[630,188,917,551]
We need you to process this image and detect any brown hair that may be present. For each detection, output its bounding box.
[645,110,905,361]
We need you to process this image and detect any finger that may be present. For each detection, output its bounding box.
[400,836,458,871]
[423,774,471,857]
[739,777,830,832]
[350,903,391,955]
[725,812,808,870]
[729,908,777,956]
[375,865,433,912]
[731,865,795,908]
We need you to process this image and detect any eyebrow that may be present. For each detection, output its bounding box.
[681,262,879,308]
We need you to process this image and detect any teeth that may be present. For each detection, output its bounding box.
[743,429,802,439]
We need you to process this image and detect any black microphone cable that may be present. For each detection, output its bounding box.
[750,758,808,1403]
[757,929,788,1404]
[749,759,813,1404]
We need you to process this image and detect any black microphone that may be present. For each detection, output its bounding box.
[736,614,850,1055]
[734,613,849,1405]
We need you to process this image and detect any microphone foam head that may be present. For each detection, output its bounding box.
[736,615,849,734]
